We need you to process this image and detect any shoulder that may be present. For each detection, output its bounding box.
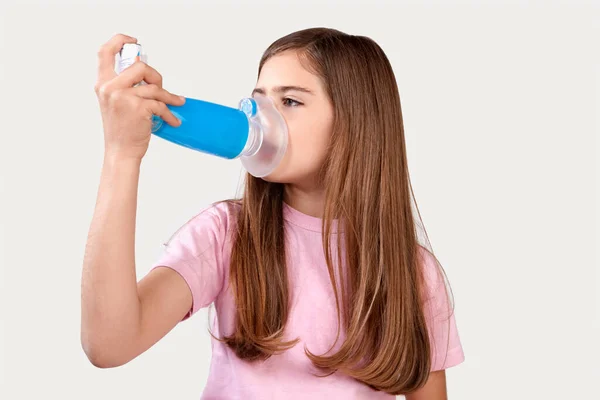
[163,199,242,250]
[208,199,242,236]
[183,199,240,230]
[416,245,439,279]
[416,245,448,301]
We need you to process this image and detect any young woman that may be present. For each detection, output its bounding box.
[82,27,465,399]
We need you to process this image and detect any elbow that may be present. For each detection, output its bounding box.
[81,341,120,369]
[81,334,128,369]
[80,318,140,368]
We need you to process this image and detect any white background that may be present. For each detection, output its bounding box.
[0,0,598,399]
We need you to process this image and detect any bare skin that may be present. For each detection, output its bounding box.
[81,33,192,368]
[406,370,448,400]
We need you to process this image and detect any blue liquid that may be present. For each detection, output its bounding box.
[151,97,249,159]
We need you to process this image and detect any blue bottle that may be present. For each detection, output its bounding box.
[115,43,288,178]
[150,94,288,178]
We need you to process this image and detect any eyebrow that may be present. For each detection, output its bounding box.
[252,85,314,96]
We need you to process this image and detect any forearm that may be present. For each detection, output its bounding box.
[405,370,448,400]
[80,153,143,363]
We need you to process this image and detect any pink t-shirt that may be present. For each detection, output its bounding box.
[150,201,464,399]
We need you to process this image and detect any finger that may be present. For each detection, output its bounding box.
[97,34,138,84]
[145,100,182,127]
[131,84,186,106]
[109,60,163,90]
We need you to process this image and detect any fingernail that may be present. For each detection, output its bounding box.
[179,96,185,101]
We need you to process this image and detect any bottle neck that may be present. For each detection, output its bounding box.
[240,119,262,157]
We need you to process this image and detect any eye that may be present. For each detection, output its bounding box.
[282,97,302,107]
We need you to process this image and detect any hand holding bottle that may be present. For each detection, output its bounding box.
[94,34,186,161]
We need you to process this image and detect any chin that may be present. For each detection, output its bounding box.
[258,163,289,183]
[256,163,316,185]
[259,168,298,184]
[259,172,285,183]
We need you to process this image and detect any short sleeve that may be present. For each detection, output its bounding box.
[418,246,465,371]
[149,202,232,321]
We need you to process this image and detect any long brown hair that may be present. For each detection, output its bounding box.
[214,27,455,395]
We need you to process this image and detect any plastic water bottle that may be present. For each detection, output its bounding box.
[115,43,288,178]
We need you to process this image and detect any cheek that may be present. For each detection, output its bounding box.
[261,106,333,183]
[280,119,331,177]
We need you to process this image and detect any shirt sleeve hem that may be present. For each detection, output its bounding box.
[431,345,465,371]
[149,259,202,321]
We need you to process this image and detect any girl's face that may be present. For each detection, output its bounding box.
[252,51,334,187]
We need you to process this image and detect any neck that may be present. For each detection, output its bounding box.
[283,183,326,218]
